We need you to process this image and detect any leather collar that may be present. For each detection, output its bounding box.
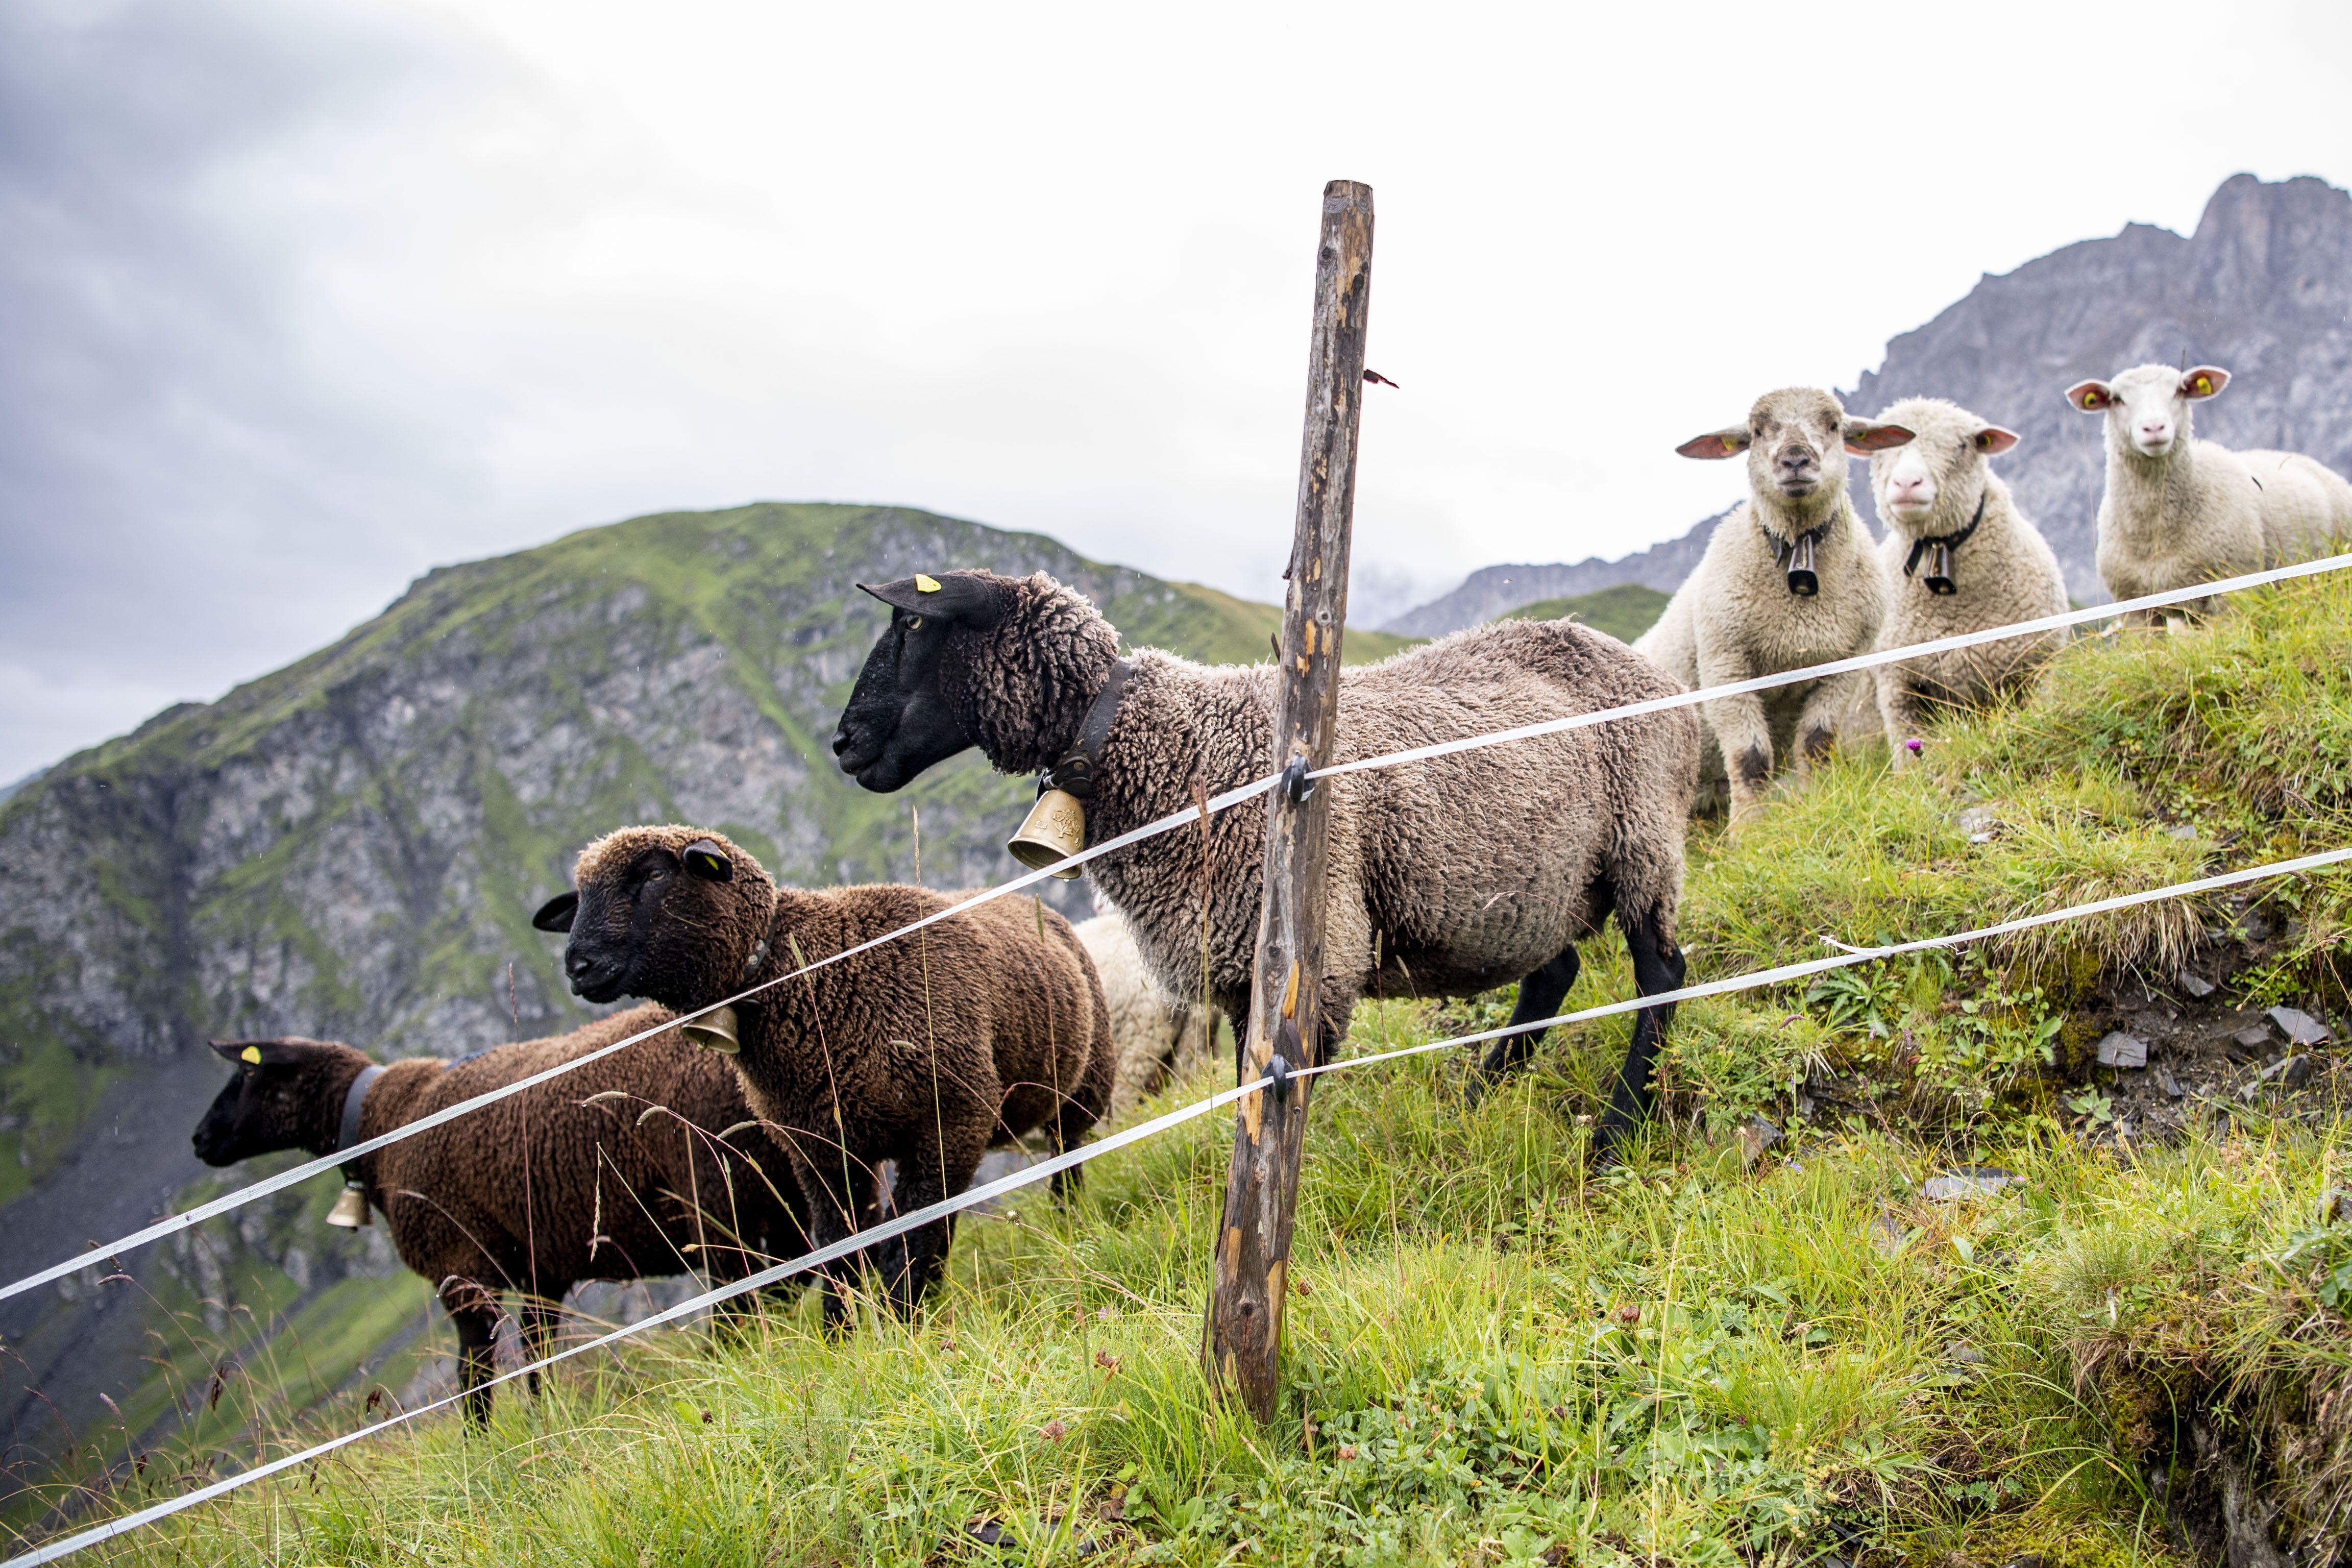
[333,1062,383,1168]
[1758,507,1835,560]
[1038,658,1135,800]
[1903,487,1989,580]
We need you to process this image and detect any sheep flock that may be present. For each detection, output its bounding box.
[190,359,2349,1388]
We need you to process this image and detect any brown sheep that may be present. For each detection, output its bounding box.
[535,826,1115,1328]
[827,569,1699,1158]
[190,1005,808,1422]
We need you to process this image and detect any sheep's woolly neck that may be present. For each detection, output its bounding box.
[1750,485,1847,548]
[2102,401,2206,550]
[944,573,1121,776]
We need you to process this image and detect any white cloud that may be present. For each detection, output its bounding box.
[4,0,2348,777]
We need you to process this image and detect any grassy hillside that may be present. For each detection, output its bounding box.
[28,571,2352,1566]
[0,503,1417,1519]
[1500,584,1672,644]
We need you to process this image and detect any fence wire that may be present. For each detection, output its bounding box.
[9,842,2347,1567]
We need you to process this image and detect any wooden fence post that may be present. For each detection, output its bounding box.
[1203,179,1374,1423]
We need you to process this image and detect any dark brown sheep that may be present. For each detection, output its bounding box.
[828,568,1700,1157]
[190,1004,808,1422]
[534,825,1115,1328]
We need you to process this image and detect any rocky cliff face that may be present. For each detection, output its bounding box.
[0,501,1403,1496]
[1390,173,2352,634]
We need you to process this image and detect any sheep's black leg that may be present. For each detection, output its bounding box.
[792,1161,879,1336]
[1473,945,1583,1090]
[1594,908,1687,1166]
[451,1304,499,1426]
[880,1133,983,1316]
[520,1297,560,1395]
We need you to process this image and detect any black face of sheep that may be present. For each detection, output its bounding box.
[552,837,749,1007]
[193,1038,329,1164]
[830,573,1001,791]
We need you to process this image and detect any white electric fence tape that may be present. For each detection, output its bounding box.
[4,548,2345,1309]
[9,843,2345,1566]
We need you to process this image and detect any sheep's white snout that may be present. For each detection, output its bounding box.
[1881,450,1937,518]
[2134,415,2175,455]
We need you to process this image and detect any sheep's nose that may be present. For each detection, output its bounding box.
[830,727,850,756]
[1776,448,1815,473]
[564,948,595,982]
[2140,420,2170,440]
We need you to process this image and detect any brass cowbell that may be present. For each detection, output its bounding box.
[681,1004,742,1055]
[1006,788,1086,879]
[1921,542,1957,596]
[326,1180,371,1229]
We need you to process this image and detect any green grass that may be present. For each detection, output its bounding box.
[26,572,2352,1566]
[1499,585,1672,644]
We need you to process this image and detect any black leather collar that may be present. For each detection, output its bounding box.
[333,1064,383,1156]
[1038,658,1135,800]
[1903,487,1989,593]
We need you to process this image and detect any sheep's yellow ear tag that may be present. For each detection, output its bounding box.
[240,1045,262,1064]
[2192,376,2212,395]
[913,573,941,593]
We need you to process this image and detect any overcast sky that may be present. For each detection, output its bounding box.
[4,0,2349,781]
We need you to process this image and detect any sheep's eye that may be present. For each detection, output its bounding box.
[906,616,923,630]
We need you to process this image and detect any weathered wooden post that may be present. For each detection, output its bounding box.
[1203,179,1373,1422]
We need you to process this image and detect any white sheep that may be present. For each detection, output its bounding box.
[1866,397,2070,757]
[1635,387,1914,824]
[1072,911,1220,1117]
[2067,363,2352,623]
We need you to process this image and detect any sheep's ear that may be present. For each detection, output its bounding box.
[211,1038,297,1068]
[856,571,1002,625]
[532,892,579,933]
[2181,366,2230,400]
[1972,425,2021,456]
[2066,380,2113,412]
[1843,421,1914,455]
[680,839,734,882]
[1675,429,1749,460]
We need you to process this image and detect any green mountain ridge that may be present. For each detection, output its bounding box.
[0,501,1411,1502]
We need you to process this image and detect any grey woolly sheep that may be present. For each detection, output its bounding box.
[2066,363,2352,622]
[829,569,1699,1158]
[190,1008,808,1423]
[540,826,1115,1328]
[1865,397,2070,755]
[1634,387,1915,824]
[1073,911,1221,1116]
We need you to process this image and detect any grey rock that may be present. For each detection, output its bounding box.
[1866,1212,1907,1255]
[2154,1064,2185,1098]
[1956,806,1998,837]
[2267,1007,2331,1048]
[2259,1054,2315,1090]
[2096,1032,2149,1068]
[2166,823,2198,841]
[1923,1168,2017,1201]
[2177,970,2217,999]
[1736,1116,1782,1168]
[1947,1341,1986,1365]
[2232,1025,2274,1057]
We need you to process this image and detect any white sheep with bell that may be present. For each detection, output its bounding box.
[1865,397,2069,757]
[1635,386,1914,825]
[2067,363,2352,622]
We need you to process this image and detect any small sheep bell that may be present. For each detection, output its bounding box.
[1784,532,1818,597]
[1006,788,1087,879]
[1921,542,1956,596]
[326,1180,371,1229]
[681,1004,742,1055]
